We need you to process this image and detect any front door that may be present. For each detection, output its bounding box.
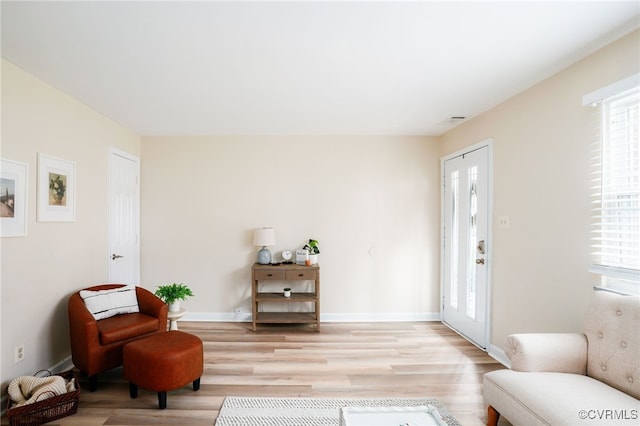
[108,149,140,284]
[442,142,491,348]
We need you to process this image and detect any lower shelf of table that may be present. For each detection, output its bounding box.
[254,312,318,324]
[252,312,320,331]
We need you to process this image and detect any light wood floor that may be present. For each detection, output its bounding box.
[3,321,512,426]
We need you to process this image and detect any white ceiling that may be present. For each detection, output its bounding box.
[2,1,638,136]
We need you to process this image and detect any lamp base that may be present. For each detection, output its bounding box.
[257,247,272,264]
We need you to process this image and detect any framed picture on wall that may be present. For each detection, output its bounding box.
[1,158,29,237]
[37,153,76,222]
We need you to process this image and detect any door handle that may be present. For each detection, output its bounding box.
[475,258,485,265]
[112,254,124,260]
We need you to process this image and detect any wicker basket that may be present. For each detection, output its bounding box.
[6,369,81,426]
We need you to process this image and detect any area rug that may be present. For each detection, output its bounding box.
[215,396,462,426]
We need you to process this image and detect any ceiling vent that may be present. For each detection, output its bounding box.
[438,116,467,125]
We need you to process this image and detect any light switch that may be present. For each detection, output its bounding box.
[499,216,510,228]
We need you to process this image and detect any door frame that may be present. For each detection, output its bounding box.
[108,147,140,284]
[440,138,494,349]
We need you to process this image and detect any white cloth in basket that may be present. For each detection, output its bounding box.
[8,375,73,407]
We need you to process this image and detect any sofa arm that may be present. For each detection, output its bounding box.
[136,286,168,326]
[505,333,587,374]
[68,293,101,371]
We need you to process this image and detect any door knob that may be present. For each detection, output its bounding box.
[475,258,485,265]
[112,254,124,260]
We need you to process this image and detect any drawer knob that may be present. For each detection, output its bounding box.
[267,274,273,277]
[298,273,304,277]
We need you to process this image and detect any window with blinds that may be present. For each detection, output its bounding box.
[589,85,639,293]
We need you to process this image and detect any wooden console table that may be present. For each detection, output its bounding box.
[251,263,320,331]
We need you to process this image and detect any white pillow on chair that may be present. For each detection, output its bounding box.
[80,285,140,320]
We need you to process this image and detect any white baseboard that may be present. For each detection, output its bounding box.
[182,312,441,322]
[183,312,253,322]
[321,312,440,322]
[487,344,511,368]
[51,355,75,374]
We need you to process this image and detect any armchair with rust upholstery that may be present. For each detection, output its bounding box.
[68,284,168,391]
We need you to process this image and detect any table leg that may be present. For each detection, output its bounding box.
[158,391,167,409]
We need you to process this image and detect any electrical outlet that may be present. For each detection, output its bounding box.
[15,344,25,363]
[234,307,242,314]
[498,215,510,229]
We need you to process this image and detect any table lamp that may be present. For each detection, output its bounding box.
[253,227,275,264]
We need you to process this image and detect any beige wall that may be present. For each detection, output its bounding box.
[0,60,140,387]
[140,135,441,318]
[439,29,640,350]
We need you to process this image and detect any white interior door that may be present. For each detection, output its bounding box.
[442,143,491,348]
[109,149,140,284]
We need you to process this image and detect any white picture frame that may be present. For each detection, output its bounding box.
[1,158,29,237]
[37,153,76,222]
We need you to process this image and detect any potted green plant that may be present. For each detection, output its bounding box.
[303,239,320,264]
[155,283,194,312]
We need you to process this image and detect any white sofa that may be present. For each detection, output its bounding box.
[483,290,640,425]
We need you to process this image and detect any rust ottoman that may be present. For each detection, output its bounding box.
[123,330,203,409]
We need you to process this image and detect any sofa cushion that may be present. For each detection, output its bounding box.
[584,291,640,399]
[80,285,139,320]
[97,313,159,345]
[484,370,640,425]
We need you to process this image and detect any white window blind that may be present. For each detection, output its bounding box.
[589,85,640,292]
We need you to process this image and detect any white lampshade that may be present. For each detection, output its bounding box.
[253,227,275,247]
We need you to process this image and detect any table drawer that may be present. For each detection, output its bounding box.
[285,269,317,280]
[254,269,285,280]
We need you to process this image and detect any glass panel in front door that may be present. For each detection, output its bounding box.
[450,170,459,310]
[467,166,478,320]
